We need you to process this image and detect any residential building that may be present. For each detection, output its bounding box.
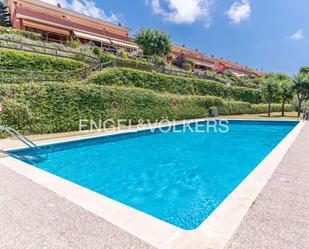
[4,0,139,52]
[4,0,262,77]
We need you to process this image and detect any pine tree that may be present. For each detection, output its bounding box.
[0,2,11,27]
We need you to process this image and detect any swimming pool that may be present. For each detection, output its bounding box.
[10,120,297,230]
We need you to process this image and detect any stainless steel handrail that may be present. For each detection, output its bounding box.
[0,125,39,151]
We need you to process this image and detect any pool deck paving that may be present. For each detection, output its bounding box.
[0,165,155,249]
[0,121,308,249]
[227,122,309,249]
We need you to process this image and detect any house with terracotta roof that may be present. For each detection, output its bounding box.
[4,0,139,52]
[4,0,263,77]
[170,45,262,77]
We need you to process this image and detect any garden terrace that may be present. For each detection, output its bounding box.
[87,68,263,104]
[0,49,91,81]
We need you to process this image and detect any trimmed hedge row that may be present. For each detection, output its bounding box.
[87,68,263,103]
[220,101,294,115]
[0,83,223,134]
[0,49,87,72]
[0,83,294,135]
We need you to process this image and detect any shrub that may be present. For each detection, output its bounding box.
[220,101,252,115]
[184,63,193,72]
[0,49,87,72]
[118,48,128,60]
[87,68,263,103]
[67,37,82,48]
[93,47,116,63]
[150,55,165,67]
[131,56,138,63]
[141,59,148,64]
[0,33,95,60]
[0,26,42,40]
[250,103,294,114]
[0,83,224,134]
[220,102,294,115]
[172,54,187,69]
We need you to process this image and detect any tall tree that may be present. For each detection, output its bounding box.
[300,66,309,75]
[261,74,280,117]
[0,2,11,27]
[293,72,309,117]
[275,73,294,116]
[135,28,172,57]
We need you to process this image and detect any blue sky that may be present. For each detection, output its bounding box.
[44,0,309,75]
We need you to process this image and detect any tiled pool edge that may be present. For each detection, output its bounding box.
[0,120,304,249]
[193,120,305,248]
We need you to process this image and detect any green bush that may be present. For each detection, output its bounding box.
[220,101,252,115]
[93,47,116,63]
[87,68,263,103]
[0,49,87,72]
[220,102,294,115]
[0,26,42,40]
[251,104,294,114]
[0,33,96,61]
[0,83,224,134]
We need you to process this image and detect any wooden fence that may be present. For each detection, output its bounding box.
[0,64,101,82]
[110,58,224,82]
[0,37,99,64]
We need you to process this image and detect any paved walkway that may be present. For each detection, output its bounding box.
[227,122,309,249]
[0,165,154,249]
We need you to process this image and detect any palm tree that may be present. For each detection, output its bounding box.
[293,73,309,117]
[261,74,280,117]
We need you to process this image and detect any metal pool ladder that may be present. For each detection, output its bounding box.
[0,125,49,162]
[0,125,40,151]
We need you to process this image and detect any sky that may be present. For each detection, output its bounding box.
[42,0,309,75]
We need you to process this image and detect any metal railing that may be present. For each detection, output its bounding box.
[0,125,38,150]
[0,37,99,64]
[0,125,48,161]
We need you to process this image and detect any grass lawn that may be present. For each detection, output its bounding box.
[219,112,300,120]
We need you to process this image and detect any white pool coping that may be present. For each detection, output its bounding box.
[0,119,304,249]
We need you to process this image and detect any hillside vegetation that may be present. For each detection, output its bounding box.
[0,83,293,134]
[87,68,262,103]
[0,27,296,135]
[0,49,87,72]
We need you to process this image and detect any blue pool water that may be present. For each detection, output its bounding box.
[10,120,297,230]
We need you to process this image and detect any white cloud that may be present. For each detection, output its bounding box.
[226,0,251,25]
[41,0,120,23]
[146,0,214,28]
[289,29,304,41]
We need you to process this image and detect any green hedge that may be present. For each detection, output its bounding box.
[0,83,294,135]
[220,101,252,115]
[0,49,87,72]
[0,83,224,134]
[220,102,294,115]
[87,68,262,103]
[251,104,294,114]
